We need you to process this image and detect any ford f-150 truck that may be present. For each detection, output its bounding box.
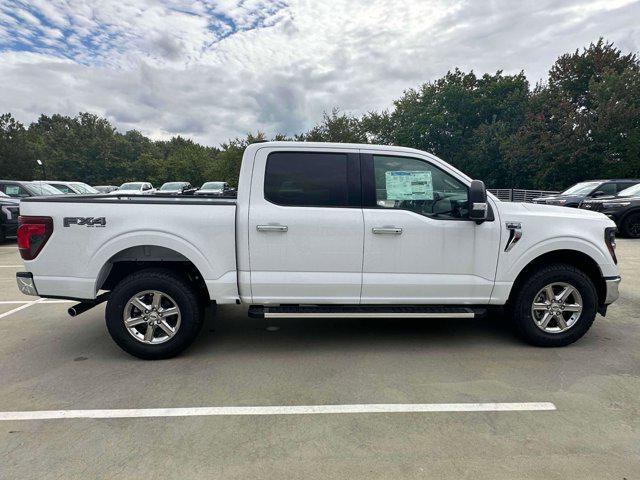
[16,142,621,359]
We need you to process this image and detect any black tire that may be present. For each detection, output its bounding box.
[105,268,203,359]
[621,212,640,238]
[511,263,597,347]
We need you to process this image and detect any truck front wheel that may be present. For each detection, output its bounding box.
[105,268,203,359]
[511,264,598,347]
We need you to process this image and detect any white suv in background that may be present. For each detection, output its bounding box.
[110,182,156,195]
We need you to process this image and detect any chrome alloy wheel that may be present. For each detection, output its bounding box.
[531,282,583,333]
[123,290,181,344]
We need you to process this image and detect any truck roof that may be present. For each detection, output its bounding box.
[247,141,431,156]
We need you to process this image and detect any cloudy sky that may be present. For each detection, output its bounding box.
[1,0,639,146]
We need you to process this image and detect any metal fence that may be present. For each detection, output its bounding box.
[488,188,559,202]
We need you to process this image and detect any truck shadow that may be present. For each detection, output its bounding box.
[188,305,521,356]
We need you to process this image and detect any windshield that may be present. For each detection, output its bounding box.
[119,183,143,191]
[561,181,601,195]
[160,182,186,190]
[202,182,225,190]
[619,183,640,197]
[28,183,64,195]
[71,182,99,194]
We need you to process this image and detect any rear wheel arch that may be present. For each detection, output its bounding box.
[96,245,211,304]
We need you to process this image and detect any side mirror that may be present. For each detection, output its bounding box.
[591,190,606,197]
[469,180,488,223]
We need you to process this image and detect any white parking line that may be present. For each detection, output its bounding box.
[0,402,556,421]
[0,298,45,319]
[0,299,75,318]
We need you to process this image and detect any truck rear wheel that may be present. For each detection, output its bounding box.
[105,268,203,359]
[511,264,597,347]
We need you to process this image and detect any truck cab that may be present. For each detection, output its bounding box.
[16,142,621,359]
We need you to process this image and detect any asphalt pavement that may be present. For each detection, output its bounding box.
[0,240,638,479]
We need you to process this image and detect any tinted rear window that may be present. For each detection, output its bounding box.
[264,152,349,207]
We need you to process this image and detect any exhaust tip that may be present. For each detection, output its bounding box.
[68,307,78,317]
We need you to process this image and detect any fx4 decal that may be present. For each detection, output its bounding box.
[63,217,106,228]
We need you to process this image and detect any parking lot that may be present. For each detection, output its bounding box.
[0,240,638,479]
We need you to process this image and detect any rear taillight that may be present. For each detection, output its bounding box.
[17,216,53,260]
[604,227,617,265]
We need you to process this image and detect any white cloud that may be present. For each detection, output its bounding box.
[0,0,639,146]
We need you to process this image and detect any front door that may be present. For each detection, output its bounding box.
[360,151,501,304]
[248,147,363,304]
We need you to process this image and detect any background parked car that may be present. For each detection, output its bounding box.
[109,182,155,195]
[532,179,640,207]
[0,191,19,242]
[195,181,235,196]
[46,181,100,194]
[580,182,640,238]
[158,182,194,194]
[0,180,64,198]
[93,185,118,193]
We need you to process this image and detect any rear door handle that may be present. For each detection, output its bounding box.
[372,227,403,235]
[257,224,288,232]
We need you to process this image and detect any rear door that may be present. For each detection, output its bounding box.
[248,147,363,304]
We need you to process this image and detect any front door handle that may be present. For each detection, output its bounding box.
[257,224,288,232]
[372,226,403,235]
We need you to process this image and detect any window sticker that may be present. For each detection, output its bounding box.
[5,186,20,195]
[385,171,433,200]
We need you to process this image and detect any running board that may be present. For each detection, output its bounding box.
[248,305,486,319]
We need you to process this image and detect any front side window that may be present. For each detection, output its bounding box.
[265,152,350,207]
[373,155,469,219]
[592,183,616,196]
[1,184,29,197]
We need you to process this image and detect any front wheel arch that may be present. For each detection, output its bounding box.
[507,250,605,308]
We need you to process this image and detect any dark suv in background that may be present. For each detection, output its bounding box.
[0,191,19,242]
[532,179,640,207]
[580,183,640,238]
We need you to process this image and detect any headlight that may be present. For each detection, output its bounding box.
[549,199,566,205]
[605,227,617,264]
[602,202,630,209]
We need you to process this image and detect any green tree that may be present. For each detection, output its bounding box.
[0,113,36,179]
[298,108,367,143]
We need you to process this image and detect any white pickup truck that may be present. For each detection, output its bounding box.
[16,142,621,359]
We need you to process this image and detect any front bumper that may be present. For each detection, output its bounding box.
[604,276,621,304]
[16,272,38,296]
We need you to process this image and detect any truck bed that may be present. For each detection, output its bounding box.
[19,194,239,303]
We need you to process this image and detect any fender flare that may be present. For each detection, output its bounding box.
[503,236,609,283]
[89,230,215,294]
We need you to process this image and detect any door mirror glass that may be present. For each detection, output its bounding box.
[469,180,488,222]
[591,190,606,197]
